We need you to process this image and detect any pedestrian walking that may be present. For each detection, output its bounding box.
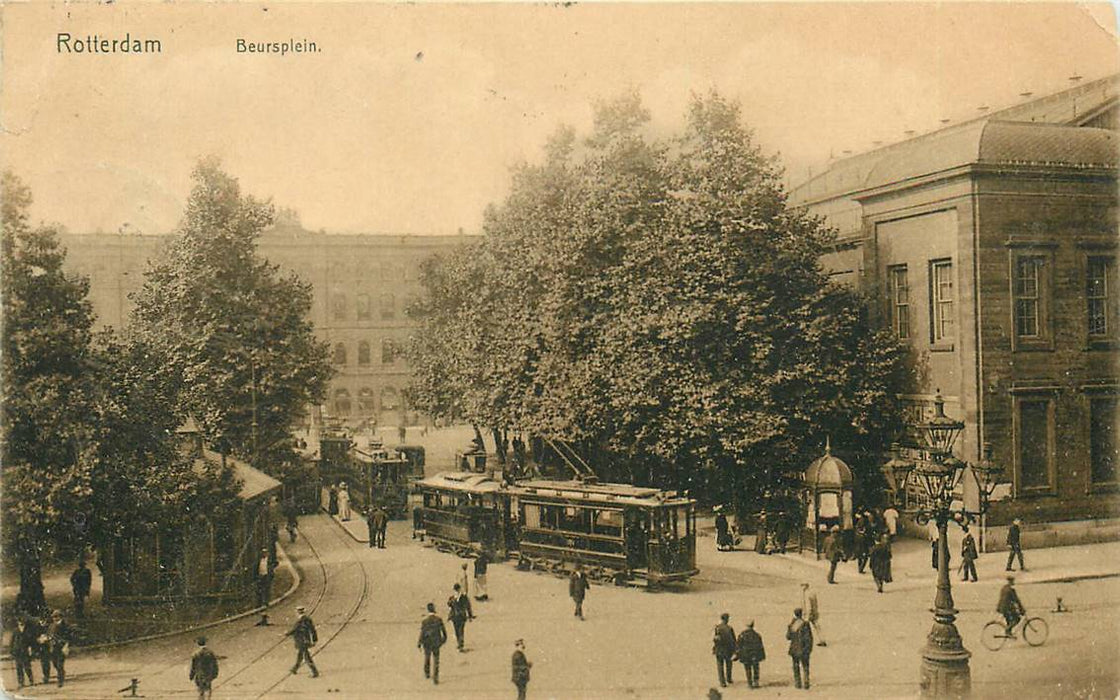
[286,606,319,677]
[569,565,590,620]
[928,519,940,570]
[327,483,339,516]
[458,561,471,597]
[30,614,52,684]
[70,558,92,618]
[418,602,447,684]
[799,583,826,646]
[45,609,71,688]
[448,583,475,651]
[474,550,491,601]
[712,612,736,687]
[189,636,219,700]
[367,508,378,548]
[786,607,813,691]
[284,498,299,543]
[512,638,532,700]
[883,505,900,541]
[854,512,871,574]
[255,548,274,608]
[961,525,979,582]
[10,615,36,688]
[824,526,842,584]
[338,482,352,521]
[1006,518,1026,571]
[869,534,893,593]
[375,506,389,548]
[754,511,769,555]
[715,508,733,551]
[735,620,765,689]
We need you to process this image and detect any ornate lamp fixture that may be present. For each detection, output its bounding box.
[882,392,1003,699]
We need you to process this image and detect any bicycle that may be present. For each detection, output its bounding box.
[980,616,1049,650]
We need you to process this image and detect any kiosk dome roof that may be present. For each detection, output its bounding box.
[804,438,853,490]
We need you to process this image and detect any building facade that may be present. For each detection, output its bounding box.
[59,219,471,427]
[790,75,1119,545]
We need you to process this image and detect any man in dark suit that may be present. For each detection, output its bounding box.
[45,609,72,688]
[447,583,474,651]
[997,575,1025,637]
[712,612,736,688]
[511,638,532,700]
[735,620,766,689]
[10,615,36,688]
[824,527,842,584]
[961,526,979,582]
[786,607,813,690]
[418,602,447,684]
[189,636,220,700]
[569,565,590,619]
[70,558,92,619]
[1006,518,1026,571]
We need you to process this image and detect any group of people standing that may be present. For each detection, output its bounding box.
[710,600,821,692]
[8,609,72,689]
[327,481,353,521]
[823,507,896,592]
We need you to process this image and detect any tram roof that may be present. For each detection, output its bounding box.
[419,471,503,494]
[513,479,692,507]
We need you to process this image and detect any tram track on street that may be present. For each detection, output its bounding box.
[48,514,370,699]
[244,515,371,698]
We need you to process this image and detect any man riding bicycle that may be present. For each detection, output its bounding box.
[996,575,1025,637]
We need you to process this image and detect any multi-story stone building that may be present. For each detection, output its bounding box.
[790,75,1119,546]
[59,217,471,427]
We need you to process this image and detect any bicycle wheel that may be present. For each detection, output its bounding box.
[1023,617,1049,647]
[981,621,1008,651]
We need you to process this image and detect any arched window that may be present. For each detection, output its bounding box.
[334,388,351,416]
[381,386,400,411]
[358,340,371,366]
[333,343,347,366]
[332,293,347,321]
[356,293,371,321]
[357,387,376,414]
[380,294,396,320]
[381,338,398,364]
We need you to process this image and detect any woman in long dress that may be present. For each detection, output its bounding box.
[328,484,339,516]
[338,482,352,520]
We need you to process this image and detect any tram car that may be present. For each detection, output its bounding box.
[319,433,413,518]
[413,471,510,556]
[413,473,699,586]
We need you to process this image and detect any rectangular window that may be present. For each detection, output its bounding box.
[1018,399,1053,490]
[888,265,910,339]
[1090,397,1118,484]
[930,260,954,343]
[1014,256,1044,338]
[1087,257,1113,337]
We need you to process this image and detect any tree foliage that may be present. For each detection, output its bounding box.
[2,172,237,614]
[130,159,332,481]
[407,93,910,506]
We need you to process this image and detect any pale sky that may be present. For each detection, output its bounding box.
[3,2,1118,236]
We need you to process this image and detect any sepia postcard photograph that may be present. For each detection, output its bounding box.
[1,2,1118,698]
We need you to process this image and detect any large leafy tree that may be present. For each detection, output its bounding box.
[2,171,97,612]
[2,173,241,614]
[130,159,332,482]
[408,93,909,507]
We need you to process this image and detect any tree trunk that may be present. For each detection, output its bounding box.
[17,538,47,615]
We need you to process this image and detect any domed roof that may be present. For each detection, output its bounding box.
[804,438,853,490]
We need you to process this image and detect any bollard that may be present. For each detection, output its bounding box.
[1053,597,1070,613]
[117,678,140,696]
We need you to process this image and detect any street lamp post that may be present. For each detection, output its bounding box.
[882,392,1003,699]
